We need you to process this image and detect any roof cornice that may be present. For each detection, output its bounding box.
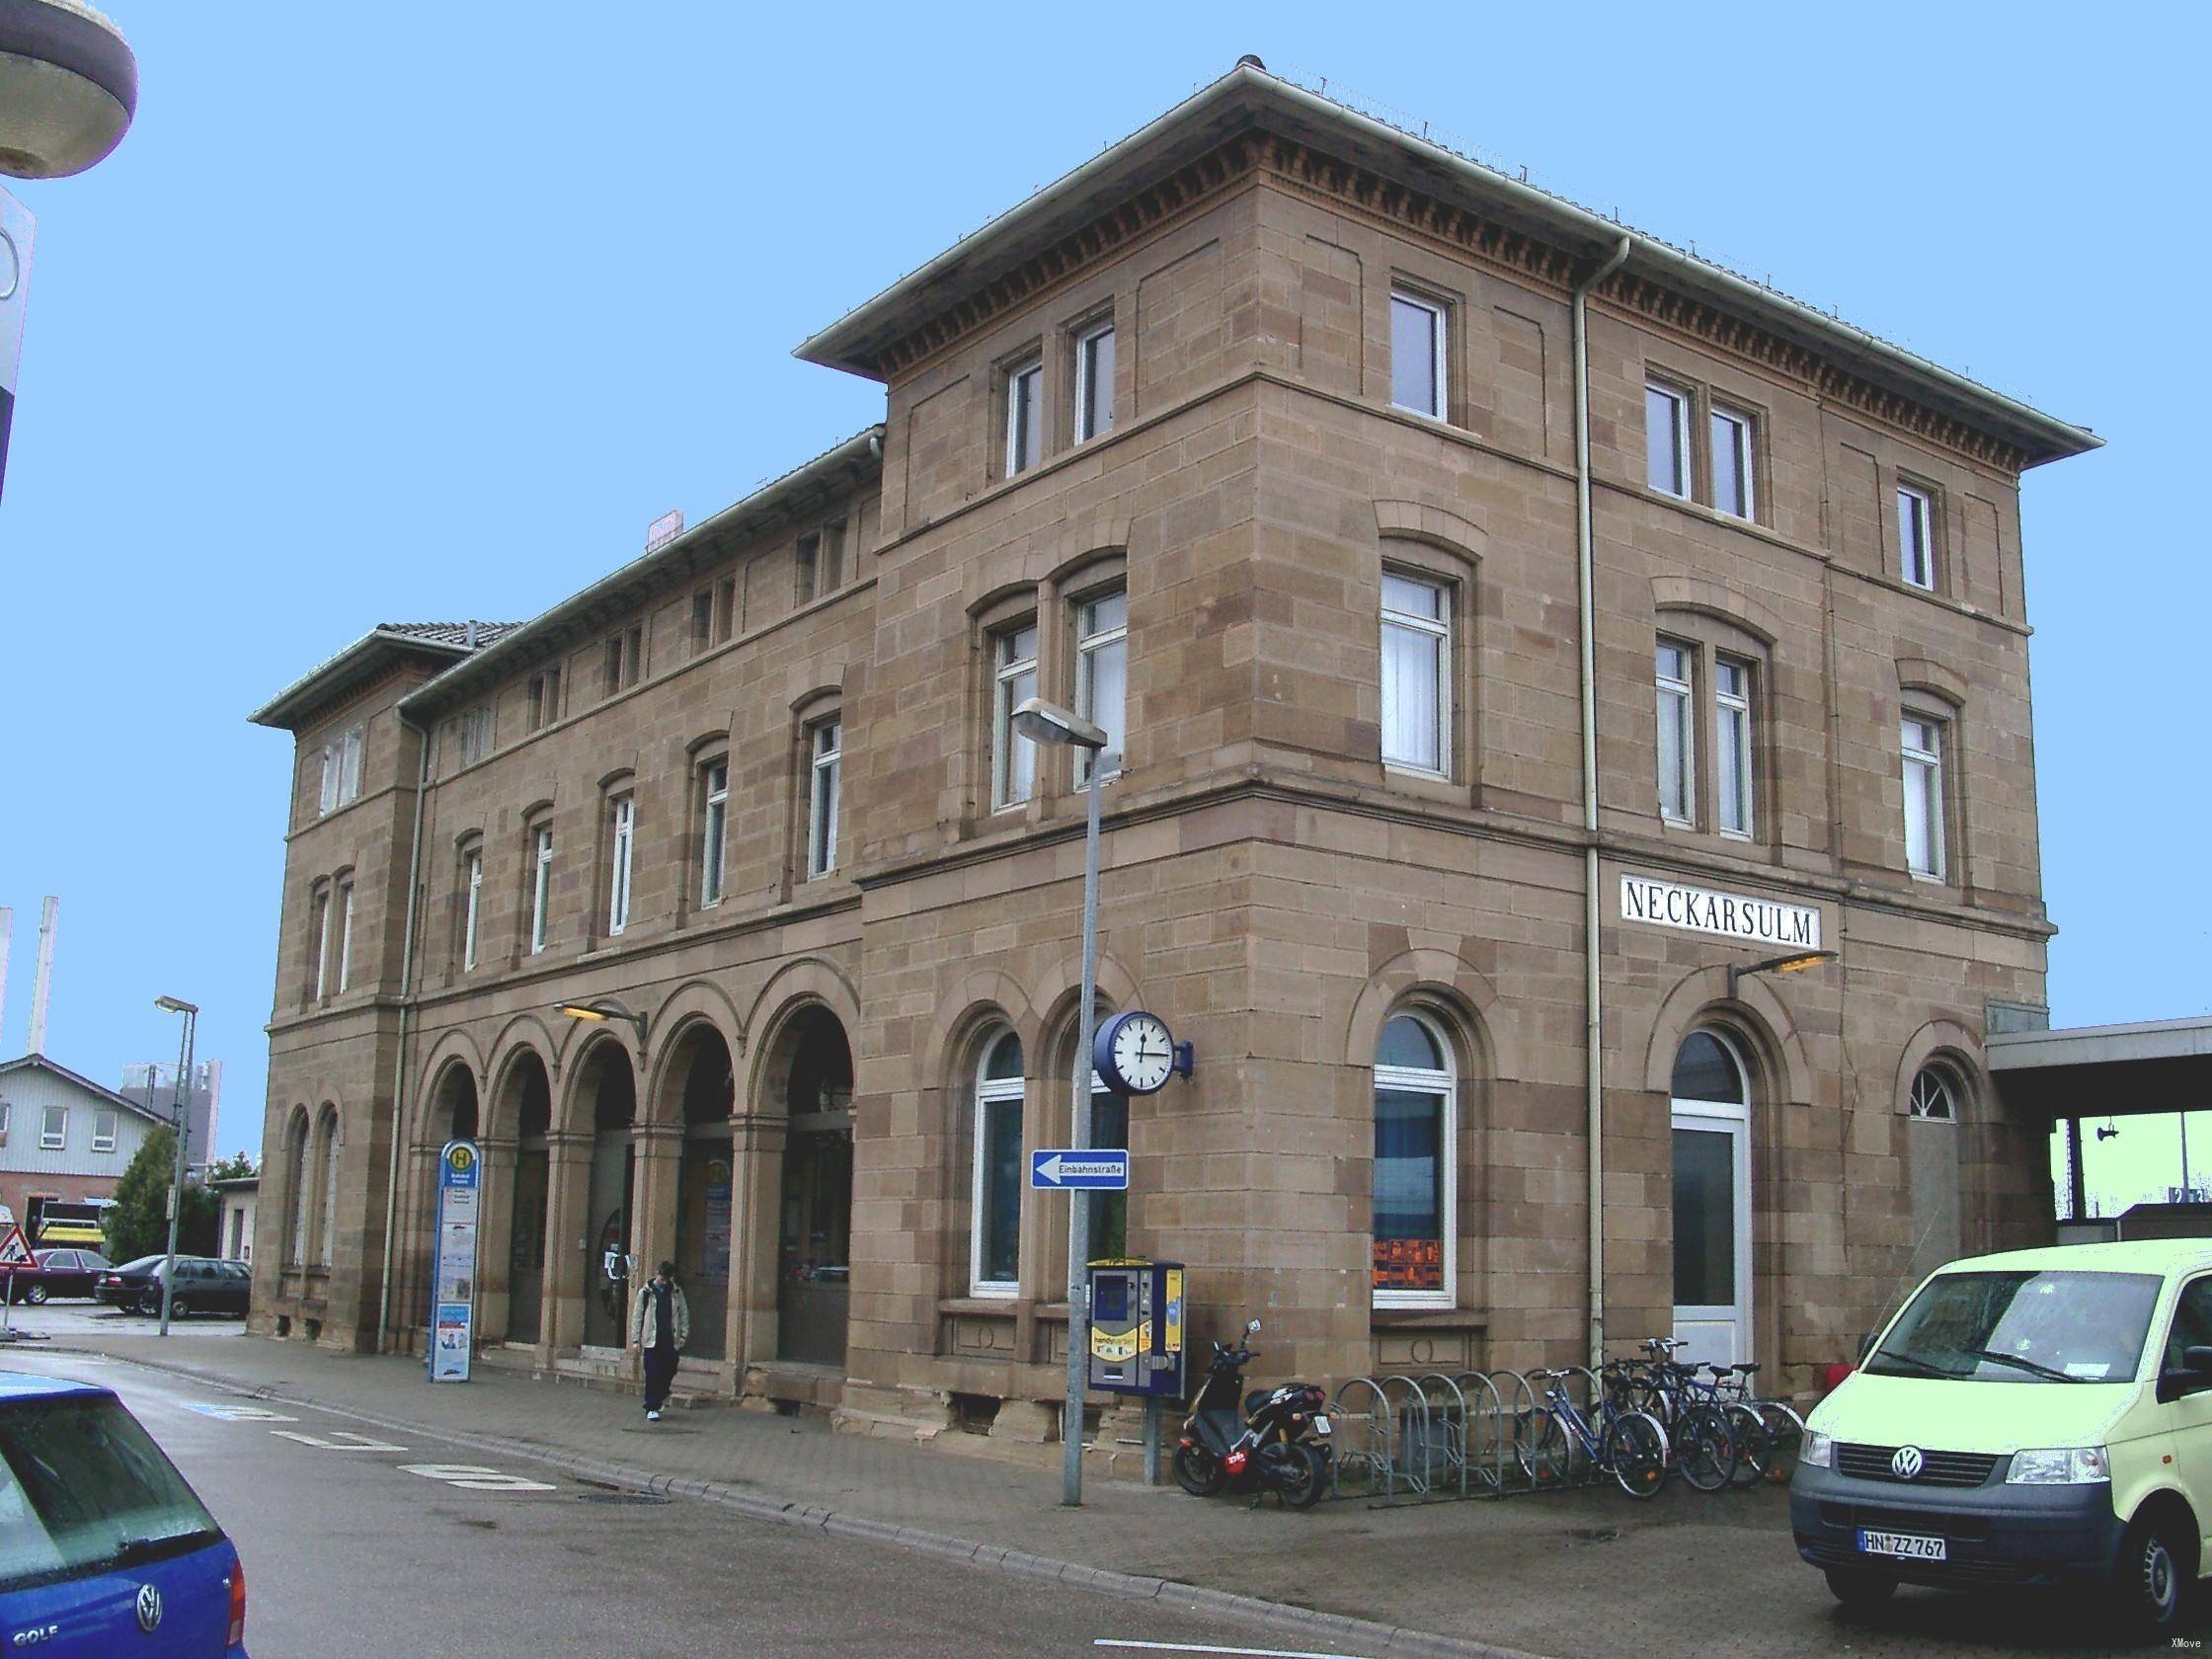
[248,630,473,733]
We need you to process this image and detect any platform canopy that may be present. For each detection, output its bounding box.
[1988,1015,2212,1121]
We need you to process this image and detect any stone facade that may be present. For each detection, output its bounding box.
[247,67,2092,1430]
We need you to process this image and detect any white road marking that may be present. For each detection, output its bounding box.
[184,1402,299,1422]
[1093,1645,1375,1659]
[397,1462,558,1492]
[270,1429,408,1453]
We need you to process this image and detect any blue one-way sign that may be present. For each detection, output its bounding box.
[1030,1148,1130,1190]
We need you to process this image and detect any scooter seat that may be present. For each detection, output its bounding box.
[1244,1388,1272,1416]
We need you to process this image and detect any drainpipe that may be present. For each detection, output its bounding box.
[373,710,430,1351]
[1574,234,1632,1373]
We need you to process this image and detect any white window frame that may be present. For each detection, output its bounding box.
[40,1105,66,1151]
[318,745,340,816]
[312,889,332,1000]
[1710,405,1755,519]
[1389,288,1448,420]
[807,720,841,880]
[607,796,636,933]
[0,1101,9,1146]
[1908,1067,1958,1122]
[1372,1011,1457,1311]
[1005,356,1044,476]
[1714,657,1754,840]
[529,826,554,953]
[1073,321,1115,443]
[317,1114,340,1269]
[971,1036,1025,1298]
[1074,588,1127,783]
[1656,640,1697,826]
[1646,381,1691,499]
[1380,571,1451,778]
[1898,483,1936,590]
[700,759,729,908]
[1902,713,1946,880]
[991,622,1040,811]
[336,881,356,991]
[91,1110,118,1154]
[462,849,484,970]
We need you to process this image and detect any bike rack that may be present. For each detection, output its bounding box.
[1327,1364,1635,1505]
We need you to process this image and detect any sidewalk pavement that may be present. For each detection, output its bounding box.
[33,1329,2160,1659]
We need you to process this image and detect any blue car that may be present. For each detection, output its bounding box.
[0,1373,247,1655]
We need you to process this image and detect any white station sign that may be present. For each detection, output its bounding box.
[1620,874,1820,950]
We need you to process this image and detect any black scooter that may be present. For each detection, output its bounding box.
[1172,1318,1331,1509]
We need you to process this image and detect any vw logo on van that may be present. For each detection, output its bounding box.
[133,1584,162,1634]
[1890,1446,1926,1480]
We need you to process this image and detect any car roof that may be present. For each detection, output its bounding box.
[0,1372,111,1403]
[1936,1238,2212,1277]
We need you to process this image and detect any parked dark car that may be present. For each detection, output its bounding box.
[1,1249,114,1304]
[0,1371,250,1654]
[95,1258,251,1319]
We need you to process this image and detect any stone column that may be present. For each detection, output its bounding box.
[542,1131,593,1356]
[475,1137,517,1345]
[398,1143,440,1347]
[729,1109,787,1370]
[631,1123,685,1368]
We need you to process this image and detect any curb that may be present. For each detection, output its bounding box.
[46,1341,1551,1659]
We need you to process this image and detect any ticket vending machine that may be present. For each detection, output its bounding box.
[1085,1258,1185,1398]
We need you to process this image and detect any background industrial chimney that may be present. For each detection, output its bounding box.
[25,896,56,1055]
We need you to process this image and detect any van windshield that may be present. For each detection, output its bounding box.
[1866,1269,2162,1383]
[0,1393,221,1593]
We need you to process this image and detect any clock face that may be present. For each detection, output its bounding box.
[1108,1012,1175,1094]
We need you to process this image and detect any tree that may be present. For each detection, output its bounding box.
[105,1129,221,1261]
[206,1150,258,1183]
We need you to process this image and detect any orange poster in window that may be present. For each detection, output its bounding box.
[1372,1237,1443,1290]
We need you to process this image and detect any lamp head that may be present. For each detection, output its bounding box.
[153,995,198,1015]
[556,1003,607,1023]
[1009,696,1106,752]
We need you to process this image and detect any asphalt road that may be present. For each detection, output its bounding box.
[0,1348,1332,1659]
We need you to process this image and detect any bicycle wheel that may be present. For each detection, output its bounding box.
[1608,1411,1669,1501]
[1514,1408,1569,1487]
[1674,1403,1738,1492]
[1754,1400,1805,1483]
[1725,1403,1773,1485]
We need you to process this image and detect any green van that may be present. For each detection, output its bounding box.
[1792,1238,2212,1637]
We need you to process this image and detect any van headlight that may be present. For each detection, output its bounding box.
[2006,1447,2110,1484]
[1800,1431,1834,1468]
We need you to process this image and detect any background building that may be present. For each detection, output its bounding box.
[118,1059,221,1170]
[0,1053,165,1237]
[248,65,2094,1435]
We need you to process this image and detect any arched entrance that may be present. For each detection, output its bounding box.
[774,1006,852,1366]
[501,1053,553,1344]
[578,1043,636,1350]
[1671,1029,1751,1366]
[669,1026,735,1361]
[1905,1063,1964,1281]
[419,1065,480,1329]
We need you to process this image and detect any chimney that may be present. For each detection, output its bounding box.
[26,896,56,1056]
[0,906,11,1053]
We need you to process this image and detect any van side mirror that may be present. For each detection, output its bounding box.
[2156,1346,2212,1403]
[2185,1346,2212,1375]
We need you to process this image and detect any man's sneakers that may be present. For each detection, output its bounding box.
[646,1408,662,1422]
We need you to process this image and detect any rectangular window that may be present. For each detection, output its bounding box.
[1898,484,1936,590]
[1710,406,1754,519]
[820,520,846,592]
[529,826,553,953]
[714,577,738,643]
[1714,658,1754,838]
[457,706,493,767]
[1390,289,1446,418]
[1372,1056,1453,1308]
[311,890,332,1000]
[462,849,483,970]
[1656,641,1696,825]
[973,1074,1024,1295]
[1005,356,1043,476]
[318,745,340,816]
[1074,322,1116,442]
[807,720,841,879]
[1380,573,1449,775]
[699,760,729,908]
[1075,590,1128,782]
[526,668,560,732]
[40,1106,65,1150]
[796,533,820,604]
[339,725,364,806]
[991,622,1040,809]
[1646,382,1690,497]
[1902,714,1946,879]
[525,674,545,732]
[625,626,643,685]
[602,636,625,697]
[91,1111,118,1154]
[337,882,356,990]
[607,796,635,933]
[691,590,714,653]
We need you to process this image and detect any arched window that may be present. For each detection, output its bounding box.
[1373,1011,1455,1309]
[315,1109,341,1268]
[1908,1066,1958,1122]
[1672,1029,1747,1104]
[1670,1028,1751,1363]
[284,1113,310,1267]
[971,1031,1024,1297]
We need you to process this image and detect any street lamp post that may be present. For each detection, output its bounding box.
[153,995,198,1337]
[1009,696,1111,1508]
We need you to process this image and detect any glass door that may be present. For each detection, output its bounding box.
[1671,1103,1749,1367]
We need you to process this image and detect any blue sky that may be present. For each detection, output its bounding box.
[0,6,2203,1202]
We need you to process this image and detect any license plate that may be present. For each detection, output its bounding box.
[1311,1416,1330,1436]
[1857,1529,1945,1561]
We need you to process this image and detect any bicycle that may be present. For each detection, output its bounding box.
[1701,1361,1806,1485]
[1513,1367,1670,1500]
[1612,1340,1739,1491]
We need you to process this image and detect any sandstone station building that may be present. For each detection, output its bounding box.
[248,62,2098,1438]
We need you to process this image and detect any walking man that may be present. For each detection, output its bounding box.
[632,1259,688,1422]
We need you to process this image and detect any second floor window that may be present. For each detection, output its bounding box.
[1075,590,1127,781]
[318,724,364,815]
[1898,484,1936,590]
[700,760,729,908]
[1381,573,1449,776]
[1006,356,1043,476]
[602,626,643,697]
[91,1109,118,1153]
[336,881,356,990]
[1074,322,1116,442]
[529,826,553,953]
[1656,641,1696,825]
[525,668,561,732]
[1390,289,1446,419]
[1902,714,1946,880]
[1710,406,1755,519]
[456,705,493,767]
[607,796,636,933]
[992,623,1040,810]
[1646,382,1690,497]
[461,849,484,970]
[1714,659,1754,838]
[311,889,332,1000]
[40,1105,65,1150]
[808,720,841,879]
